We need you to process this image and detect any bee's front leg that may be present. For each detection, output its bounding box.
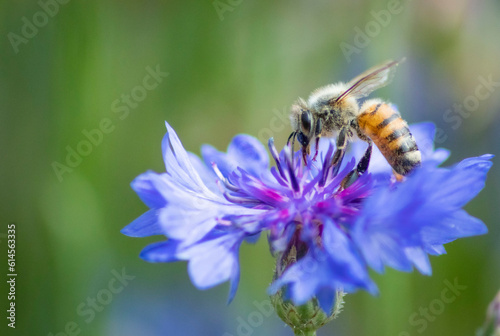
[312,137,321,161]
[302,148,308,165]
[331,127,348,176]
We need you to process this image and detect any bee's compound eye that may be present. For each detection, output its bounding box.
[297,132,309,147]
[300,110,312,133]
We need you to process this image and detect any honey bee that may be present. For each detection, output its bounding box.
[289,59,421,180]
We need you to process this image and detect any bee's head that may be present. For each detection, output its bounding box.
[289,100,323,153]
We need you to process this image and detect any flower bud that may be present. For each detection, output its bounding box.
[270,242,344,335]
[271,289,344,335]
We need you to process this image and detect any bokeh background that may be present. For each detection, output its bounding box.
[1,1,500,335]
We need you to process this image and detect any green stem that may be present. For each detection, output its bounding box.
[293,330,316,336]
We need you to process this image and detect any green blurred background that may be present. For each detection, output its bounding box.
[1,1,499,335]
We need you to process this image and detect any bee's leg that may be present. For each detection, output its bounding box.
[302,148,308,165]
[341,142,372,189]
[331,128,348,176]
[301,143,312,165]
[356,141,372,175]
[393,171,405,182]
[312,137,321,161]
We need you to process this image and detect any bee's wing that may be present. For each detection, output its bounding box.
[334,59,402,103]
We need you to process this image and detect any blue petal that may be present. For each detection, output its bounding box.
[188,152,219,193]
[140,240,182,262]
[405,247,432,275]
[316,288,336,313]
[353,154,492,275]
[446,210,488,237]
[431,149,451,165]
[269,220,377,308]
[155,173,262,245]
[157,187,220,245]
[355,230,414,273]
[201,144,237,178]
[186,232,244,291]
[201,135,269,179]
[227,249,241,303]
[427,155,492,209]
[422,210,488,246]
[162,122,218,195]
[321,219,376,292]
[268,252,323,304]
[227,135,269,176]
[425,245,446,256]
[121,209,163,237]
[131,171,167,208]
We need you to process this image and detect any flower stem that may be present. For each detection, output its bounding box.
[294,330,316,336]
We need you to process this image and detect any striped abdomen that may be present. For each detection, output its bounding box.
[357,102,421,175]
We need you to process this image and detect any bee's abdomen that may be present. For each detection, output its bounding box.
[357,102,421,175]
